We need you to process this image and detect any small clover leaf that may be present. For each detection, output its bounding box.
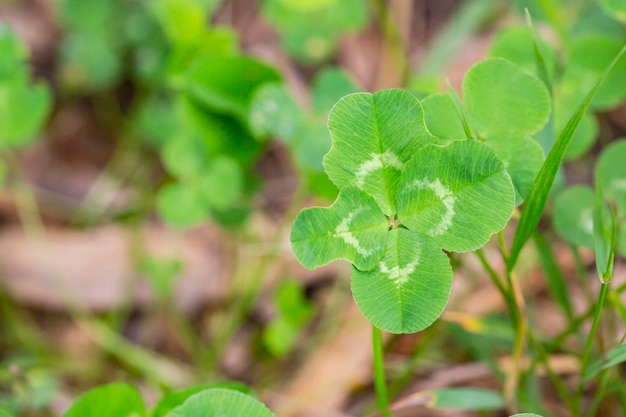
[352,228,452,333]
[596,139,626,217]
[291,186,388,271]
[324,89,435,215]
[398,140,515,253]
[423,59,550,205]
[553,186,595,249]
[462,58,551,138]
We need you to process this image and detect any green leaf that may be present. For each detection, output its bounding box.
[553,186,595,248]
[248,83,304,141]
[311,67,359,115]
[0,409,13,417]
[421,93,466,142]
[152,383,254,417]
[164,388,274,417]
[484,135,544,205]
[290,187,388,271]
[324,89,435,215]
[263,317,300,356]
[263,0,367,63]
[352,228,452,334]
[584,344,626,381]
[562,34,626,110]
[0,25,28,82]
[508,43,626,271]
[63,383,146,417]
[554,95,598,160]
[275,279,314,326]
[601,0,626,22]
[178,97,264,166]
[156,182,209,228]
[594,187,618,283]
[462,58,551,138]
[595,139,626,217]
[184,56,281,121]
[398,140,514,253]
[161,134,209,180]
[196,157,243,211]
[0,79,51,148]
[293,121,332,173]
[425,388,505,410]
[60,32,123,91]
[489,26,556,81]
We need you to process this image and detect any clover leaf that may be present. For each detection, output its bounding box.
[324,89,435,215]
[291,89,515,333]
[62,383,146,417]
[164,388,274,417]
[398,140,514,253]
[422,90,544,205]
[290,186,388,271]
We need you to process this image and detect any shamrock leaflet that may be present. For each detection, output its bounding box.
[291,88,515,333]
[422,58,550,205]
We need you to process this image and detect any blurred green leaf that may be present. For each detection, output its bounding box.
[489,26,556,80]
[600,0,626,23]
[311,67,359,115]
[553,186,595,248]
[584,344,626,381]
[164,388,275,417]
[152,383,254,417]
[596,139,626,217]
[0,78,51,148]
[62,383,146,417]
[156,182,210,228]
[262,0,368,63]
[248,83,304,141]
[184,56,281,121]
[593,187,618,282]
[561,34,626,110]
[0,25,28,82]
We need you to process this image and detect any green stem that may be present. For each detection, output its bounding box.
[528,332,578,415]
[372,325,391,416]
[577,282,609,411]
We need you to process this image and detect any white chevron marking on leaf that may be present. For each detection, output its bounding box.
[334,210,372,256]
[413,177,456,236]
[380,253,420,287]
[355,151,404,187]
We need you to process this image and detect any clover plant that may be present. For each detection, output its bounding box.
[289,56,554,334]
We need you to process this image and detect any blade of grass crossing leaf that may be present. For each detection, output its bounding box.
[594,187,618,283]
[446,86,474,139]
[524,10,552,90]
[507,43,626,271]
[533,232,573,320]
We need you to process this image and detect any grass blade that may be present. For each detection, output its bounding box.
[507,43,626,271]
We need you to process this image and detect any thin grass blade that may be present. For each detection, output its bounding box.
[507,43,626,271]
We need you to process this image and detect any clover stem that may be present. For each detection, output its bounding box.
[503,269,527,413]
[576,281,609,414]
[372,325,392,416]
